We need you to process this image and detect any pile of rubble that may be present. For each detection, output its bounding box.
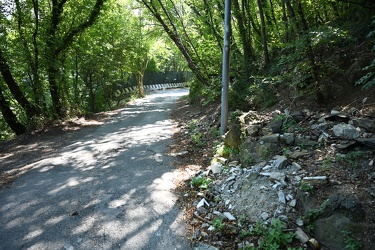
[184,107,375,249]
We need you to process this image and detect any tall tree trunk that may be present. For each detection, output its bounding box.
[0,49,40,118]
[257,0,270,67]
[233,0,255,64]
[281,1,289,42]
[136,73,145,98]
[0,87,26,135]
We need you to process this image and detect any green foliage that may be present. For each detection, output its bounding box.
[303,200,329,232]
[241,219,296,250]
[230,76,278,110]
[321,156,334,171]
[336,151,369,168]
[342,230,362,250]
[298,181,315,195]
[188,119,205,146]
[216,144,234,158]
[356,17,375,90]
[212,218,225,231]
[191,132,204,146]
[190,176,212,189]
[189,78,221,105]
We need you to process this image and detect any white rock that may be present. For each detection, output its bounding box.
[296,218,304,226]
[223,212,236,221]
[261,212,269,220]
[302,176,328,185]
[197,198,209,208]
[292,162,302,170]
[177,151,189,156]
[278,190,286,204]
[269,172,286,181]
[64,244,74,250]
[289,199,297,207]
[286,194,293,201]
[211,163,222,174]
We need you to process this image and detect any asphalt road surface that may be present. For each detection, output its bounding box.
[0,88,191,249]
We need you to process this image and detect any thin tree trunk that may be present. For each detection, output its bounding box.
[257,0,270,67]
[0,87,26,135]
[0,50,40,118]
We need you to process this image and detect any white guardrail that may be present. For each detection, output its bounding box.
[123,82,189,93]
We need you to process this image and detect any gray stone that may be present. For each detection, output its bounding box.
[260,134,280,143]
[280,133,295,145]
[223,125,242,149]
[239,139,279,163]
[278,190,286,204]
[246,124,262,136]
[273,155,291,169]
[269,172,286,181]
[211,163,222,174]
[290,150,308,159]
[64,244,74,250]
[332,124,360,139]
[314,214,351,250]
[294,136,319,148]
[213,211,226,220]
[327,194,366,222]
[292,162,302,170]
[197,198,209,208]
[269,119,283,133]
[261,212,269,220]
[351,117,375,133]
[194,242,219,250]
[197,206,208,214]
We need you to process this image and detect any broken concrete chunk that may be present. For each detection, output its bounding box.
[302,176,328,185]
[223,212,236,221]
[197,198,210,208]
[295,227,309,244]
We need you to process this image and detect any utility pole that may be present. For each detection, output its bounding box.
[220,0,231,135]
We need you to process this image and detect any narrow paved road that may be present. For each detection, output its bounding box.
[0,88,191,249]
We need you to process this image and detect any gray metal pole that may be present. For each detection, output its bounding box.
[221,0,231,136]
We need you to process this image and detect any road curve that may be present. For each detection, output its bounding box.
[0,88,191,250]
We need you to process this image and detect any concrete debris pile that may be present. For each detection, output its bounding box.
[186,107,375,250]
